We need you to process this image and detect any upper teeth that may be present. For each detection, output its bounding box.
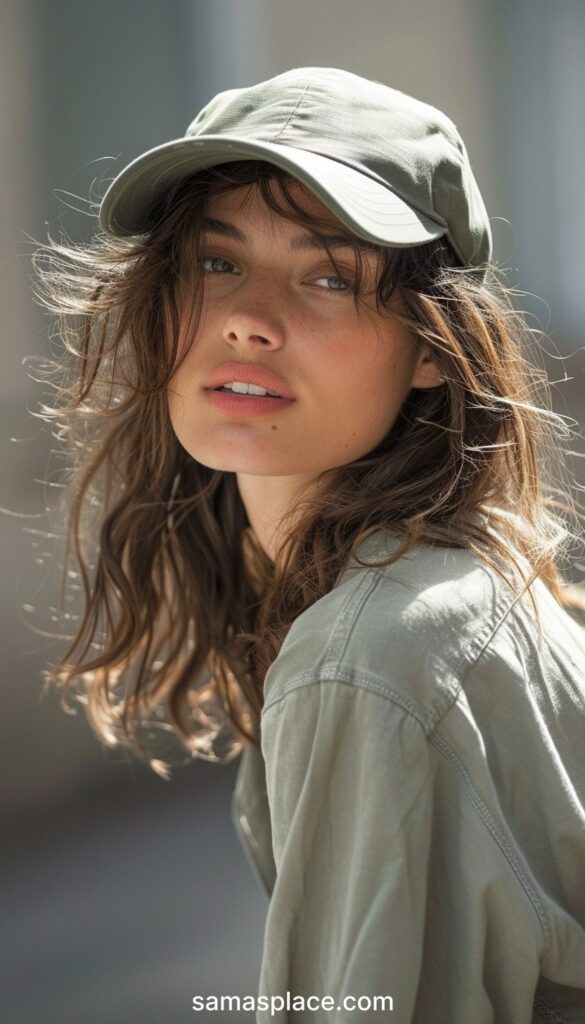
[221,381,280,397]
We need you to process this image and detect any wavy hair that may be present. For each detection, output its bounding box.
[30,159,585,777]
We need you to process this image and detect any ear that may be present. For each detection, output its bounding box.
[410,343,445,390]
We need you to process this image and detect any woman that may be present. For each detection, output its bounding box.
[33,68,585,1022]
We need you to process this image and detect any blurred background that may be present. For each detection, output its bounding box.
[2,1,584,1021]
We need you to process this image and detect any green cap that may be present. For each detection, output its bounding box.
[99,67,492,280]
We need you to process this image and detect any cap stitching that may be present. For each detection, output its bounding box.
[269,81,312,143]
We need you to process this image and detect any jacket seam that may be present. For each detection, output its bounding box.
[458,580,536,681]
[411,586,526,730]
[262,674,552,958]
[429,727,551,956]
[324,568,383,667]
[323,559,526,709]
[262,672,432,730]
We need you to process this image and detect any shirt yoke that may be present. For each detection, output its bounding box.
[262,531,554,732]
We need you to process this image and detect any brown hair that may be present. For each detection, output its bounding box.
[30,159,585,778]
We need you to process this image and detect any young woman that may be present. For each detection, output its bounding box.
[33,68,585,1022]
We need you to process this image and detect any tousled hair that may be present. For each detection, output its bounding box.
[30,159,585,778]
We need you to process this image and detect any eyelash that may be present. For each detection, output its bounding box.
[199,256,355,298]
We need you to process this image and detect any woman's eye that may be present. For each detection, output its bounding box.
[201,256,238,274]
[200,257,353,295]
[313,274,354,295]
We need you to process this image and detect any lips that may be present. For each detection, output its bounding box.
[203,361,294,400]
[205,388,294,416]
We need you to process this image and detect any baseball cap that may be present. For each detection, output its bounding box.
[99,66,492,280]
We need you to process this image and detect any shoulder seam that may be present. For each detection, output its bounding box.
[262,673,433,730]
[460,583,535,681]
[323,568,384,666]
[322,554,527,700]
[263,582,520,734]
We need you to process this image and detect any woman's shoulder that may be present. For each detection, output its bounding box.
[263,527,584,725]
[337,527,527,662]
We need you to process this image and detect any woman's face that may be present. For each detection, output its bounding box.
[168,180,439,483]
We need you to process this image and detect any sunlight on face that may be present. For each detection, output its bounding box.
[167,179,427,487]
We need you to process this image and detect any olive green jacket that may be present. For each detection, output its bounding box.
[231,530,585,1023]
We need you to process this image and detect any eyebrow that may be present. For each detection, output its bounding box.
[201,216,379,254]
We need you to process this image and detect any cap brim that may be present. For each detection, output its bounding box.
[99,135,446,249]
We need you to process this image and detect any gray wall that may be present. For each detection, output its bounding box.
[2,2,584,1022]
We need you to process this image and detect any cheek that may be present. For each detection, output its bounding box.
[338,349,414,440]
[335,333,411,400]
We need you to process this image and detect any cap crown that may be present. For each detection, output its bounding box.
[186,67,491,267]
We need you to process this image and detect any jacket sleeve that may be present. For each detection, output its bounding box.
[258,678,435,1024]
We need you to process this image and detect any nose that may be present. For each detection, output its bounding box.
[221,294,286,351]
